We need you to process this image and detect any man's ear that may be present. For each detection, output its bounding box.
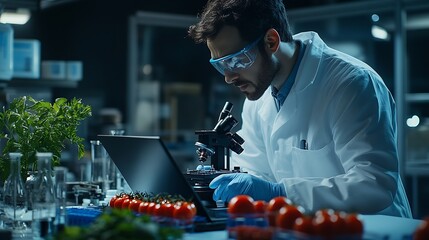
[264,28,280,53]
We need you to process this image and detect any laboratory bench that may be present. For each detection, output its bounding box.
[2,211,424,240]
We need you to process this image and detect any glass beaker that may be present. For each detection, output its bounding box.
[90,140,109,193]
[109,129,125,190]
[53,166,67,233]
[25,168,39,211]
[3,152,27,230]
[32,152,56,239]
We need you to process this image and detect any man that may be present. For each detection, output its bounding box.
[188,0,412,218]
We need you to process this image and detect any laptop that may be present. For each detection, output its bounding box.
[97,135,227,232]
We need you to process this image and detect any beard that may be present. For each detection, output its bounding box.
[243,53,279,101]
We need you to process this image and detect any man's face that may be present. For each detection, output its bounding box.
[207,26,277,100]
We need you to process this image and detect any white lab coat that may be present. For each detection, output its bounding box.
[231,31,412,218]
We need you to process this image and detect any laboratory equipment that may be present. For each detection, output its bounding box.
[67,182,104,206]
[32,152,56,239]
[41,60,66,79]
[13,39,40,79]
[2,153,27,230]
[185,102,245,208]
[194,102,244,169]
[53,166,67,232]
[90,140,109,194]
[0,23,13,80]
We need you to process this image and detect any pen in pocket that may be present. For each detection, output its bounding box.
[300,139,308,150]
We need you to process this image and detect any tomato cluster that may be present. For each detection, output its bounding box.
[227,195,364,240]
[109,192,197,222]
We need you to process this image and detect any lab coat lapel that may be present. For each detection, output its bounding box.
[268,31,325,134]
[271,88,297,134]
[258,92,277,124]
[257,89,297,135]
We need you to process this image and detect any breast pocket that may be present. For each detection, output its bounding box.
[291,140,344,178]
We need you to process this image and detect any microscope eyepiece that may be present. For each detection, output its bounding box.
[218,102,234,122]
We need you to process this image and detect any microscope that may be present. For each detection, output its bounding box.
[185,102,245,208]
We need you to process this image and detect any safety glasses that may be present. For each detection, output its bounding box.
[209,36,263,75]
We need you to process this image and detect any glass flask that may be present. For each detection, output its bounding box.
[32,152,56,238]
[53,166,68,233]
[3,152,27,229]
[25,169,39,211]
[90,140,108,192]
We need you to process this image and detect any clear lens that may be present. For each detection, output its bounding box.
[210,36,262,75]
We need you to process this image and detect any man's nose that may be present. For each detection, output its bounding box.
[224,71,239,84]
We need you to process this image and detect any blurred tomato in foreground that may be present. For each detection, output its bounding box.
[345,214,364,235]
[253,200,267,214]
[293,216,315,235]
[276,205,303,230]
[228,195,255,215]
[173,202,195,221]
[266,196,291,226]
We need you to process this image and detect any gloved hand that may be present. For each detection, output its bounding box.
[209,173,286,203]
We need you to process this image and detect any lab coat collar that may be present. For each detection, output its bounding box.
[292,31,325,92]
[258,31,326,131]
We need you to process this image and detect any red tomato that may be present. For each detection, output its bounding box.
[276,205,303,230]
[345,214,363,235]
[313,213,334,238]
[113,197,125,208]
[227,195,255,215]
[128,199,142,212]
[173,202,195,221]
[331,212,347,235]
[109,196,118,207]
[153,203,163,216]
[293,216,315,235]
[414,219,429,240]
[315,209,334,219]
[188,202,197,215]
[266,197,291,213]
[138,201,149,214]
[153,203,174,217]
[121,198,131,209]
[253,200,267,214]
[266,196,291,226]
[146,202,157,216]
[158,203,174,218]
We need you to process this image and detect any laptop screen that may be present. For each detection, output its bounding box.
[97,135,210,219]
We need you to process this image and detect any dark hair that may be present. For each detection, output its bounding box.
[188,0,293,44]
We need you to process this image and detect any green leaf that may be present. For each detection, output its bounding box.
[0,96,92,181]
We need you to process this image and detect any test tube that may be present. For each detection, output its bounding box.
[54,166,67,232]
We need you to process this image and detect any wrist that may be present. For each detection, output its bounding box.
[274,182,286,197]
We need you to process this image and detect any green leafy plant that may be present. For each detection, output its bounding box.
[54,208,184,240]
[0,96,92,181]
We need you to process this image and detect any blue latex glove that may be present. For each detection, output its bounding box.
[209,173,286,203]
